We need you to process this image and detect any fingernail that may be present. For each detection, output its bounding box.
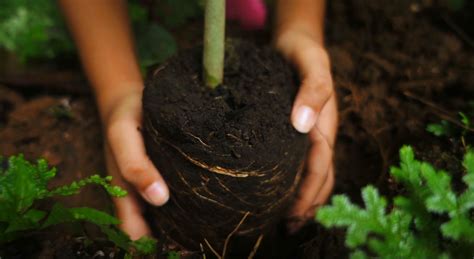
[144,182,169,206]
[293,106,317,133]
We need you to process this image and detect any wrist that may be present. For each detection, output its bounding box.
[94,81,143,124]
[275,26,323,58]
[275,29,329,77]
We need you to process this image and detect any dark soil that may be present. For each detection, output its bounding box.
[1,0,473,258]
[142,40,309,256]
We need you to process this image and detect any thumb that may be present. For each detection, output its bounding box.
[291,74,333,133]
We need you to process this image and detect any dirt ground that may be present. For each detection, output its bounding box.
[1,0,473,258]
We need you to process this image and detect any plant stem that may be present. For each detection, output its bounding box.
[203,0,225,88]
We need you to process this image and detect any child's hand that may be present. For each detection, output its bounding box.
[103,89,170,239]
[276,30,338,233]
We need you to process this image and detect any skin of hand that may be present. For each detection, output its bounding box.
[275,0,337,233]
[59,0,169,240]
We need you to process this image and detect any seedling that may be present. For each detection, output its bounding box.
[316,146,474,258]
[427,111,473,151]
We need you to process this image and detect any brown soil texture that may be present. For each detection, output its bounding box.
[142,40,309,255]
[1,0,473,258]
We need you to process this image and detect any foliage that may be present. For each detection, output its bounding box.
[129,1,178,72]
[0,0,73,62]
[0,0,201,69]
[0,155,156,256]
[426,120,454,137]
[316,146,474,258]
[134,21,177,72]
[167,251,181,259]
[427,111,473,138]
[155,0,203,29]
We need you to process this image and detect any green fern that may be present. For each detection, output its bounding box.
[316,146,474,258]
[0,155,156,256]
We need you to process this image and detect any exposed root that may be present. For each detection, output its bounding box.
[204,239,222,259]
[185,131,212,148]
[247,234,264,259]
[179,151,265,178]
[222,212,251,258]
[144,115,307,252]
[176,169,246,213]
[146,119,266,178]
[200,243,207,259]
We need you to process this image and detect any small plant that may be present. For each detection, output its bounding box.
[427,111,472,137]
[316,146,474,258]
[0,155,156,256]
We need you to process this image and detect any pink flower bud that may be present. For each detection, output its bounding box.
[226,0,267,30]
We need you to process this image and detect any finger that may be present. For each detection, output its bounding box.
[287,96,337,233]
[114,195,151,240]
[105,147,151,239]
[304,164,335,219]
[107,111,169,206]
[301,95,337,217]
[289,129,333,218]
[309,94,338,148]
[291,72,333,133]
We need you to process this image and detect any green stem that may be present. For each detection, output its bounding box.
[203,0,225,88]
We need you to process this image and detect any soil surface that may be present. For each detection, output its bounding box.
[1,0,473,258]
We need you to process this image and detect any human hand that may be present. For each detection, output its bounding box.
[276,30,338,233]
[102,88,169,240]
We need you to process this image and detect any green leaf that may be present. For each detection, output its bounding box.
[0,154,128,245]
[0,155,55,213]
[350,250,367,259]
[421,164,456,213]
[47,174,127,198]
[167,251,181,259]
[128,1,148,25]
[135,23,177,71]
[99,225,131,251]
[390,146,423,187]
[459,112,470,128]
[427,121,452,137]
[131,236,158,255]
[317,187,389,248]
[463,151,474,176]
[362,185,387,223]
[0,0,73,62]
[458,190,474,213]
[5,209,46,233]
[68,207,120,225]
[441,216,474,241]
[42,203,75,228]
[42,204,120,229]
[317,145,474,258]
[463,174,474,188]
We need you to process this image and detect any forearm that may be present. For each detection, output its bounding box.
[274,0,328,77]
[58,0,142,121]
[275,0,325,44]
